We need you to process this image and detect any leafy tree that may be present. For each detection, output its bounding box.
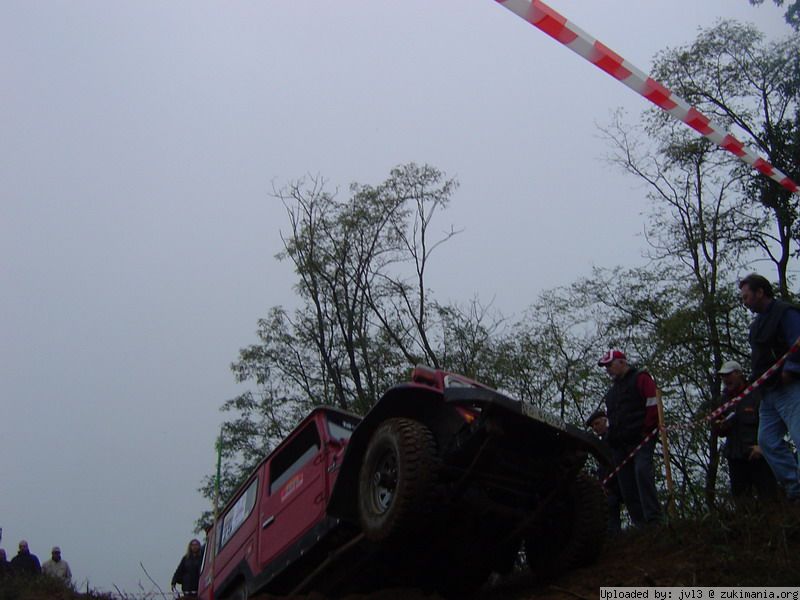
[271,163,459,413]
[492,285,612,423]
[747,0,800,30]
[433,297,506,386]
[363,163,461,369]
[649,21,800,296]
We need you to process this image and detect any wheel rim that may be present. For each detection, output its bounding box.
[370,448,399,513]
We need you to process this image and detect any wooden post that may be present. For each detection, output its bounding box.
[656,390,676,517]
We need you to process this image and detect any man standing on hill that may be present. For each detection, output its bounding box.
[10,540,41,575]
[585,408,626,533]
[0,549,11,578]
[598,349,662,526]
[42,546,72,583]
[712,360,777,502]
[739,273,800,503]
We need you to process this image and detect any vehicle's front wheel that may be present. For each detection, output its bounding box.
[357,417,438,542]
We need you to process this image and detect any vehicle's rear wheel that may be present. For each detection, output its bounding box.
[225,582,248,600]
[357,417,438,542]
[524,472,607,578]
[435,545,493,598]
[437,566,492,598]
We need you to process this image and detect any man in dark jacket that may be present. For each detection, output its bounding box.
[739,273,800,502]
[171,539,203,596]
[712,360,777,501]
[0,548,11,578]
[598,349,662,526]
[586,408,626,533]
[10,540,41,576]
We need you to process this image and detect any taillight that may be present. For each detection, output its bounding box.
[455,406,479,424]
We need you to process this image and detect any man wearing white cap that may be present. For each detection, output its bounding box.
[42,546,71,583]
[597,349,662,526]
[713,360,777,501]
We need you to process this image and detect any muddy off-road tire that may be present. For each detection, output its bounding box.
[357,418,438,542]
[525,472,607,578]
[225,582,248,600]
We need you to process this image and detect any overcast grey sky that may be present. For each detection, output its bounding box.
[1,0,789,593]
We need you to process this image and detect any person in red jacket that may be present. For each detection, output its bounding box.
[598,349,662,526]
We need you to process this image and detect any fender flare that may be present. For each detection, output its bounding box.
[326,384,445,522]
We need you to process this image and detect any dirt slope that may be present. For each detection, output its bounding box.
[8,507,800,600]
[257,504,800,600]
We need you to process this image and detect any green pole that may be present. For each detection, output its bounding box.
[209,427,223,600]
[215,430,222,505]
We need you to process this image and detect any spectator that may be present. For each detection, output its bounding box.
[171,538,203,597]
[739,273,800,503]
[42,546,72,583]
[0,548,11,578]
[711,360,778,502]
[598,349,662,526]
[10,540,41,575]
[585,408,627,533]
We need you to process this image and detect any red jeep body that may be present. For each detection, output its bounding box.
[197,367,609,599]
[197,407,357,600]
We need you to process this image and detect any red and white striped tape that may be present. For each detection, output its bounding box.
[600,426,658,487]
[700,334,800,423]
[600,335,800,487]
[494,0,799,195]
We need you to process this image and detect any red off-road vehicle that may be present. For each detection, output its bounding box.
[197,366,609,599]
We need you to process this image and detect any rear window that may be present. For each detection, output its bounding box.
[444,374,479,389]
[327,412,360,441]
[270,424,321,494]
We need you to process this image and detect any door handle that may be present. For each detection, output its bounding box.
[262,516,275,529]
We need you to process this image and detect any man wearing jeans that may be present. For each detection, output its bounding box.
[598,349,662,525]
[739,273,800,502]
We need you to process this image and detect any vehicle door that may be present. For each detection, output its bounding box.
[258,418,328,568]
[210,476,259,587]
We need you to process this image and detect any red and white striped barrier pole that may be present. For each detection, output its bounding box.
[494,0,799,195]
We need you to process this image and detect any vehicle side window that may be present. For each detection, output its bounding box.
[270,423,321,495]
[218,477,258,551]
